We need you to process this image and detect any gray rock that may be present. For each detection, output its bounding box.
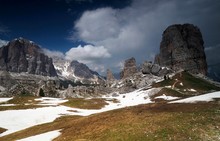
[0,37,57,77]
[151,64,161,75]
[155,24,207,75]
[141,61,152,74]
[120,57,137,79]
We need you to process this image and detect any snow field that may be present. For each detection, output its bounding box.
[17,130,61,141]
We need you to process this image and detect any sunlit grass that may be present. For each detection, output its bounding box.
[62,98,108,109]
[1,103,219,141]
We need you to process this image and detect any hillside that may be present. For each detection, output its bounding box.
[0,71,220,140]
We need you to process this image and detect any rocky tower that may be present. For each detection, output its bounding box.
[155,24,207,75]
[120,57,137,79]
[0,38,57,76]
[106,69,115,81]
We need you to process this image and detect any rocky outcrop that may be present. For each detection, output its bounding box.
[141,61,171,76]
[155,24,207,75]
[0,37,57,76]
[106,69,115,81]
[70,60,99,79]
[120,57,137,79]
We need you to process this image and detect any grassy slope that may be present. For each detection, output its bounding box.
[1,102,219,141]
[153,72,220,97]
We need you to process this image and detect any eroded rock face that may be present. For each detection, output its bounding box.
[120,57,137,79]
[0,38,57,77]
[155,24,207,75]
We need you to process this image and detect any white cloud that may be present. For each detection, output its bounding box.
[42,48,65,59]
[0,39,8,47]
[70,0,220,74]
[74,8,120,42]
[65,45,111,63]
[64,45,111,72]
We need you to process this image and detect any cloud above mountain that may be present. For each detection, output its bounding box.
[65,45,111,63]
[68,0,220,74]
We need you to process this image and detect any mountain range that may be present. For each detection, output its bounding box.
[0,23,219,98]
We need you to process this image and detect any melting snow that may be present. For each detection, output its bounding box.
[188,89,197,92]
[0,88,159,137]
[0,97,13,103]
[17,130,61,141]
[0,106,73,136]
[155,94,179,100]
[170,91,220,103]
[0,104,16,106]
[35,97,68,106]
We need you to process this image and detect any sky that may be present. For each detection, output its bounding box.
[0,0,220,75]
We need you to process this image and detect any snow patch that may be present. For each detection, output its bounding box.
[0,104,16,106]
[155,94,179,101]
[165,86,172,88]
[188,89,197,92]
[0,106,73,136]
[170,91,220,103]
[0,97,13,103]
[17,129,61,141]
[35,97,68,106]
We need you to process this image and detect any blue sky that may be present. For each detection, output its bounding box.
[0,0,131,52]
[0,0,220,74]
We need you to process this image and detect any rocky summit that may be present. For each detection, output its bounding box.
[155,24,208,75]
[0,37,57,77]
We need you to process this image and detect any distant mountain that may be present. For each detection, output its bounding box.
[0,37,57,77]
[53,57,103,84]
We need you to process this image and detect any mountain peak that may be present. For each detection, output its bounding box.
[0,38,57,77]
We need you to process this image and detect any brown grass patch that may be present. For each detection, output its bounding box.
[62,98,108,109]
[1,102,219,141]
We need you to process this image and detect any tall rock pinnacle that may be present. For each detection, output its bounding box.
[155,24,207,75]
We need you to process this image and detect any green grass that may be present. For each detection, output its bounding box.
[153,71,220,95]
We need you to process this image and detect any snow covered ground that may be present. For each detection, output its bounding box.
[0,88,159,137]
[1,89,220,140]
[170,91,220,103]
[0,106,73,136]
[17,130,61,141]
